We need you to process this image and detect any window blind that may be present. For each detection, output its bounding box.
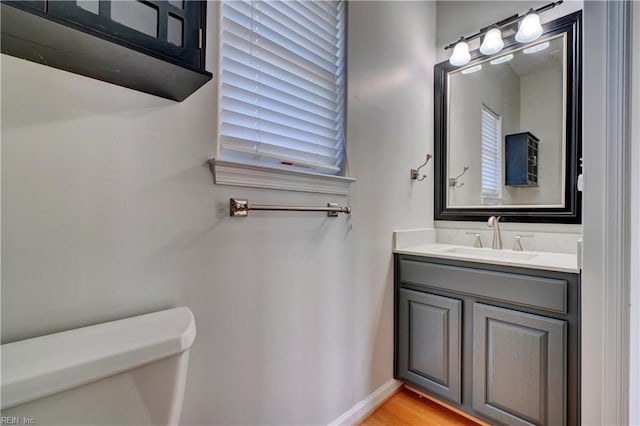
[219,0,346,175]
[481,106,502,198]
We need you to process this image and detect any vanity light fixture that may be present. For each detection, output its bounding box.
[516,10,544,43]
[449,38,471,66]
[444,0,563,67]
[523,41,551,54]
[490,54,514,65]
[480,27,504,56]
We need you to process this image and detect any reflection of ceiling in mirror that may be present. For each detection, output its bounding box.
[450,35,565,79]
[505,36,564,77]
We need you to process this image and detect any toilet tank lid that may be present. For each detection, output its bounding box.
[1,306,196,409]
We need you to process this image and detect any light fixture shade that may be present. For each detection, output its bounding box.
[516,11,543,43]
[449,39,471,66]
[490,54,514,65]
[480,28,504,55]
[461,64,482,75]
[523,41,550,54]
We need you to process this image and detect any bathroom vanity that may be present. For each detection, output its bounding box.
[393,250,580,426]
[395,9,583,425]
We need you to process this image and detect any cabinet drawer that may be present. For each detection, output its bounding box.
[398,259,567,314]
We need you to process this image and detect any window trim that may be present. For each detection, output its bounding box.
[210,159,355,195]
[211,0,354,194]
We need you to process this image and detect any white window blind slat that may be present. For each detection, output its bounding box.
[221,136,341,172]
[220,80,338,127]
[221,13,338,74]
[481,106,502,198]
[219,0,346,175]
[481,128,498,136]
[220,147,340,174]
[221,43,339,109]
[221,32,338,96]
[253,2,339,58]
[268,1,338,45]
[223,1,338,61]
[217,142,341,172]
[220,93,339,137]
[220,67,341,122]
[220,109,340,150]
[220,63,339,116]
[220,129,341,162]
[481,164,499,173]
[263,2,340,62]
[296,1,339,29]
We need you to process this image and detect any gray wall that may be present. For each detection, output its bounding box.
[504,64,564,205]
[0,1,436,424]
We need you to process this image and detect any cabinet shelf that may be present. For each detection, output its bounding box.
[1,1,212,102]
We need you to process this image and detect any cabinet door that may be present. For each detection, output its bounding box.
[47,0,204,68]
[397,289,462,403]
[473,303,566,426]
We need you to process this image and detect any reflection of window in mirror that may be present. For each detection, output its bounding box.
[481,105,502,204]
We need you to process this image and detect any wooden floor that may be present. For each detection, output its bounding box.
[359,388,481,426]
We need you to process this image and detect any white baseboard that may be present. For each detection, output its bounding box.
[328,379,402,425]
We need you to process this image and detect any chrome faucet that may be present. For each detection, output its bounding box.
[487,216,503,249]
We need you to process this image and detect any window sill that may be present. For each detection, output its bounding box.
[209,159,356,196]
[481,196,504,206]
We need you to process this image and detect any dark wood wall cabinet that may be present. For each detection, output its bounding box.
[395,254,580,426]
[1,0,212,101]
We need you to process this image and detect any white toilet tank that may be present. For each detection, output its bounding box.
[1,307,196,426]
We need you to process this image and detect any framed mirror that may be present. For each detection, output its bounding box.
[434,11,581,223]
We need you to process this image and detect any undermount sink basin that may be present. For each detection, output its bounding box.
[443,247,538,261]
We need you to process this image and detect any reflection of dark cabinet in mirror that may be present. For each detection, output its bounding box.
[434,11,582,223]
[505,132,539,187]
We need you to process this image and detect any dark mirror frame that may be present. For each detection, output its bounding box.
[434,11,582,224]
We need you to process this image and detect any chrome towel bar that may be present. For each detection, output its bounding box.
[230,198,351,217]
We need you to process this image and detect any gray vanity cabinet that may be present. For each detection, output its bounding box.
[397,289,462,403]
[472,303,566,426]
[394,254,580,426]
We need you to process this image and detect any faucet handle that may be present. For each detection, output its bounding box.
[513,234,534,251]
[487,215,501,226]
[466,232,483,248]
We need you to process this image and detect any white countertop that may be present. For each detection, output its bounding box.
[394,243,579,274]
